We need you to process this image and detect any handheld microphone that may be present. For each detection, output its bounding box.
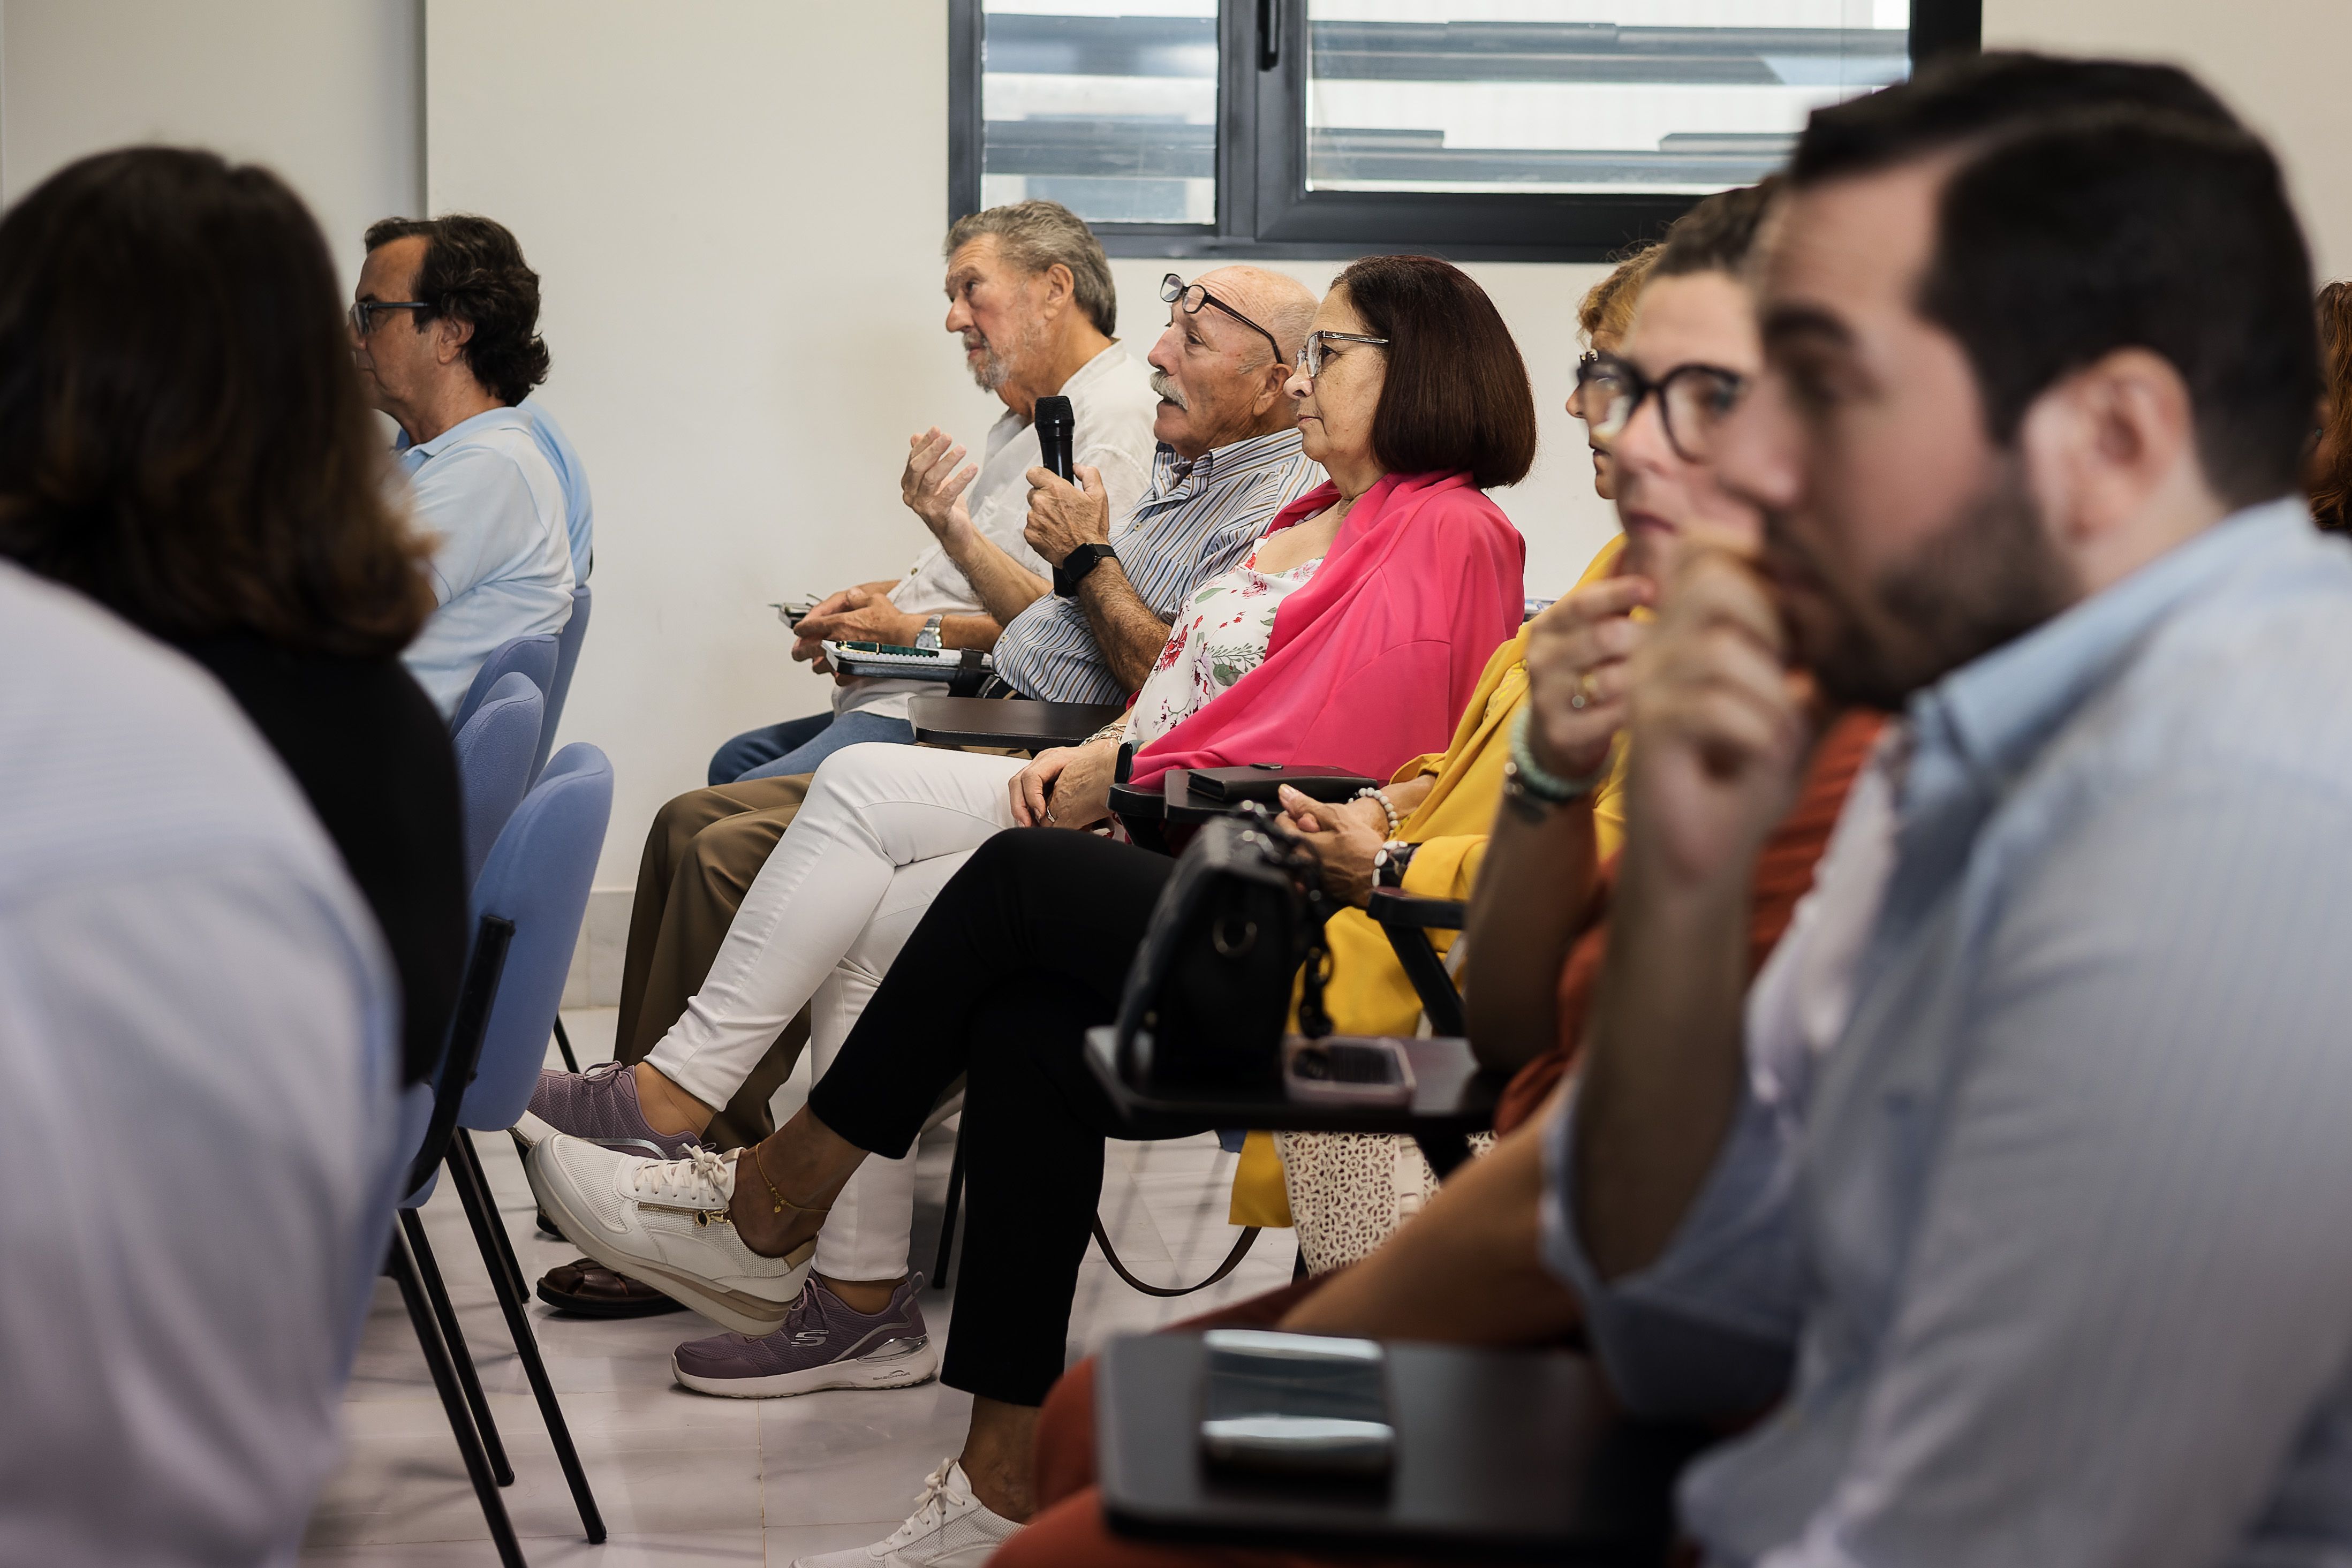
[1037,394,1087,596]
[1035,395,1076,482]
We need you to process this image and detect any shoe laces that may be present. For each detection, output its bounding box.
[885,1459,967,1547]
[625,1145,732,1206]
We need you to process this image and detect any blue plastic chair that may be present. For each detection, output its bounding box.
[382,915,532,1565]
[536,584,592,781]
[431,744,612,1550]
[462,742,610,1132]
[448,633,558,738]
[452,673,544,886]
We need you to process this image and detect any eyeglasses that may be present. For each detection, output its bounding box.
[1161,274,1284,364]
[1294,330,1390,381]
[1575,351,1749,463]
[347,299,429,338]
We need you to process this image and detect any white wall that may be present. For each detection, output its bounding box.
[5,0,2348,899]
[425,1,1617,889]
[0,0,420,290]
[1983,0,2352,281]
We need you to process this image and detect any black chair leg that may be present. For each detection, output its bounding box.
[552,1014,581,1074]
[932,1134,967,1291]
[400,1209,512,1486]
[450,1137,608,1544]
[388,1229,528,1568]
[453,1128,532,1304]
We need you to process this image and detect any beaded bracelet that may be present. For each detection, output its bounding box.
[1353,785,1402,836]
[1507,707,1609,805]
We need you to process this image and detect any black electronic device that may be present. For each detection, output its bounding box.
[1283,1036,1415,1107]
[1199,1329,1395,1481]
[1186,764,1380,806]
[1035,394,1076,482]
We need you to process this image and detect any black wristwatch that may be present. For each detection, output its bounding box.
[1372,840,1419,890]
[1053,542,1118,597]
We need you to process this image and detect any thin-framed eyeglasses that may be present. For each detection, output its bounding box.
[1575,351,1749,463]
[347,299,430,338]
[1295,330,1390,381]
[1161,273,1284,365]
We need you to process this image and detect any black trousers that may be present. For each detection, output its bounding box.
[807,828,1210,1406]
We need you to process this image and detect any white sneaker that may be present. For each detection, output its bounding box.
[525,1134,814,1335]
[791,1460,1020,1567]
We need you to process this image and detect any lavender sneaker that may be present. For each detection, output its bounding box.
[513,1061,702,1161]
[672,1274,938,1398]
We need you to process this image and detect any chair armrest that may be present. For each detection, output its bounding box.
[1366,888,1467,931]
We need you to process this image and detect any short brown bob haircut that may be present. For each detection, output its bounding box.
[0,147,433,657]
[1334,254,1537,489]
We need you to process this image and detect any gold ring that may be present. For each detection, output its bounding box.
[1569,671,1598,711]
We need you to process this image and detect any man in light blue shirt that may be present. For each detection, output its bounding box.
[353,214,573,717]
[522,393,594,582]
[1553,57,2352,1567]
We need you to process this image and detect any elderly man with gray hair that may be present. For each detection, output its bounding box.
[710,199,1162,783]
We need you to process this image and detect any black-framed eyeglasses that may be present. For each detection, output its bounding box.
[1575,351,1749,463]
[348,299,430,338]
[1295,330,1390,381]
[1161,273,1284,365]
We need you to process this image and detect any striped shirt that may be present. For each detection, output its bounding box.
[990,427,1322,706]
[1542,499,2352,1567]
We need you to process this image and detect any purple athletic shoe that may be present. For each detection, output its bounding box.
[672,1274,937,1398]
[513,1061,703,1162]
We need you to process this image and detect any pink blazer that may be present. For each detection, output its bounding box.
[1131,469,1525,790]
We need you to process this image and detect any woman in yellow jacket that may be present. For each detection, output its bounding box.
[1229,536,1632,1247]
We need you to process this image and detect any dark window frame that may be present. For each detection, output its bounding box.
[948,0,1982,263]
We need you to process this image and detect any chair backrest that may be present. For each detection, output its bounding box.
[536,582,592,779]
[459,743,612,1130]
[451,673,544,885]
[449,633,558,737]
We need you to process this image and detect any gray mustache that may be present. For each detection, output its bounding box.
[1149,370,1188,410]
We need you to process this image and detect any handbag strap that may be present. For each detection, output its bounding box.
[1090,1216,1264,1298]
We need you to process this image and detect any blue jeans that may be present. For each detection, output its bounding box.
[706,709,915,785]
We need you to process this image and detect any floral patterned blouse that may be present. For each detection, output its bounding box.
[1126,536,1325,752]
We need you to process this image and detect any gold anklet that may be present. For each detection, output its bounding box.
[747,1140,832,1219]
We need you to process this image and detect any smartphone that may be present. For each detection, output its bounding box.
[1283,1036,1415,1107]
[1199,1329,1395,1480]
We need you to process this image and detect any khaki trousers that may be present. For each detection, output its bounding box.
[612,774,816,1150]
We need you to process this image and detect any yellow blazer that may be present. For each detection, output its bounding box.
[1229,535,1630,1224]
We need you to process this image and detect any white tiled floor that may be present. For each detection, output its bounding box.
[304,1009,1297,1565]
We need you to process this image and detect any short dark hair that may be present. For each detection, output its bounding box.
[364,212,550,405]
[1653,177,1779,281]
[1335,254,1537,489]
[1791,51,2239,184]
[1794,54,2314,509]
[0,148,432,656]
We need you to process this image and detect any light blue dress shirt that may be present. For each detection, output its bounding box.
[990,428,1321,706]
[0,562,397,1566]
[1545,499,2352,1567]
[396,405,575,718]
[520,395,594,582]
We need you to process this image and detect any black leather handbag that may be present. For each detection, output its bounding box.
[1113,806,1335,1093]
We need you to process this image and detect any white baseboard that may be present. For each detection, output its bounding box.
[562,885,634,1010]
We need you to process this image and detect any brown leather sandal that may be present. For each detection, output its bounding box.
[534,1256,686,1317]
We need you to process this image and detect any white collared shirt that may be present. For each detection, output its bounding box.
[837,342,1161,719]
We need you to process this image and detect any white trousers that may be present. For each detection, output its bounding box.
[646,742,1024,1281]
